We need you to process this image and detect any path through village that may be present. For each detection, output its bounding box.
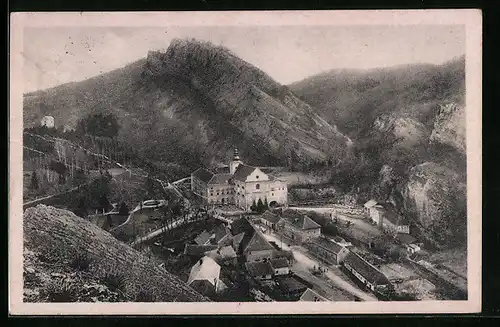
[262,232,378,301]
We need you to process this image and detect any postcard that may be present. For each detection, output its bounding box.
[9,9,482,315]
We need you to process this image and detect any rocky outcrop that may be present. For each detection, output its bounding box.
[429,102,466,155]
[373,115,430,148]
[401,162,467,247]
[23,205,209,302]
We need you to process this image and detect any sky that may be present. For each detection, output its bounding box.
[23,25,465,93]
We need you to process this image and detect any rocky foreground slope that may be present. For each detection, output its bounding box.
[23,205,208,302]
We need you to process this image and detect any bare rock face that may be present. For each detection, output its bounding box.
[373,115,430,148]
[23,205,209,302]
[402,162,467,247]
[429,103,466,155]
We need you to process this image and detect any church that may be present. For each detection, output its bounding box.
[191,149,288,211]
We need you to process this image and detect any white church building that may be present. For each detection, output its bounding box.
[191,149,288,211]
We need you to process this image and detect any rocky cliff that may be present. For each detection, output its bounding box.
[23,205,209,302]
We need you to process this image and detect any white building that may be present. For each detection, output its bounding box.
[40,116,55,128]
[191,149,288,211]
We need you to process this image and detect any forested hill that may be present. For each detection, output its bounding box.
[23,38,351,173]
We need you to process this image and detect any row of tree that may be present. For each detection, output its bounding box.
[250,198,269,214]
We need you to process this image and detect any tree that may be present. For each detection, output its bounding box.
[118,202,129,215]
[76,112,120,138]
[74,196,88,218]
[72,169,87,187]
[250,200,257,212]
[30,171,39,190]
[263,198,269,211]
[257,198,264,213]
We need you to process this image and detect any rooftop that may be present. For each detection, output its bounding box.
[194,230,212,246]
[187,256,221,286]
[270,258,289,269]
[299,288,328,302]
[276,276,308,293]
[364,200,378,208]
[245,261,274,277]
[307,236,346,254]
[208,173,233,185]
[344,252,391,286]
[192,167,215,183]
[281,215,321,231]
[260,211,281,225]
[395,233,417,245]
[232,164,257,182]
[184,244,218,257]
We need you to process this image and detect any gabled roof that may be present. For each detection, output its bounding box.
[243,230,275,253]
[380,202,407,226]
[270,258,289,269]
[192,167,215,183]
[364,200,378,208]
[212,224,230,243]
[187,256,221,286]
[194,230,212,245]
[232,164,257,181]
[206,245,237,261]
[261,211,281,225]
[230,217,254,236]
[208,173,233,185]
[245,261,274,277]
[344,252,391,286]
[299,288,328,302]
[281,215,321,231]
[184,244,218,256]
[395,233,417,245]
[308,237,346,255]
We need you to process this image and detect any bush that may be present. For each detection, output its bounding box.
[135,289,157,302]
[69,251,92,271]
[45,280,79,302]
[101,272,127,293]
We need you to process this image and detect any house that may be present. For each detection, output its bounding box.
[332,236,353,248]
[304,236,350,266]
[366,201,410,234]
[205,245,238,266]
[299,288,328,302]
[187,256,224,296]
[260,211,281,230]
[40,115,55,128]
[194,230,213,246]
[275,275,309,299]
[343,252,392,293]
[229,217,275,262]
[191,149,288,210]
[395,233,422,255]
[405,243,421,255]
[270,258,290,276]
[363,199,378,215]
[245,261,274,280]
[277,214,321,243]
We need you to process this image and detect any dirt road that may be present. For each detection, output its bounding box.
[262,233,378,301]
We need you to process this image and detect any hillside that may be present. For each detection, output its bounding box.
[23,204,209,302]
[290,57,467,248]
[23,38,351,172]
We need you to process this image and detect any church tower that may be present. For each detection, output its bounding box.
[229,148,243,175]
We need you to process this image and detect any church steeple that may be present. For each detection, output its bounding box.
[229,148,243,175]
[233,148,240,161]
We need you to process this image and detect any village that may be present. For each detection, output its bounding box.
[76,147,465,302]
[23,117,467,302]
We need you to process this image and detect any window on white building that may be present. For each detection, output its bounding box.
[256,184,260,190]
[272,193,274,196]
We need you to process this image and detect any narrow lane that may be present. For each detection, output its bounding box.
[262,233,378,301]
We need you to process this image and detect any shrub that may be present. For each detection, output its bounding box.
[45,280,78,302]
[135,289,156,302]
[69,250,92,271]
[101,272,127,293]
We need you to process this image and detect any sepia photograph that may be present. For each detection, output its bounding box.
[9,10,482,315]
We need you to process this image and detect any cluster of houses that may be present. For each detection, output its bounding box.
[183,216,327,301]
[259,210,394,295]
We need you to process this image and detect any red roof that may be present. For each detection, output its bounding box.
[281,215,321,231]
[192,167,215,183]
[208,173,233,185]
[232,164,257,181]
[245,261,274,277]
